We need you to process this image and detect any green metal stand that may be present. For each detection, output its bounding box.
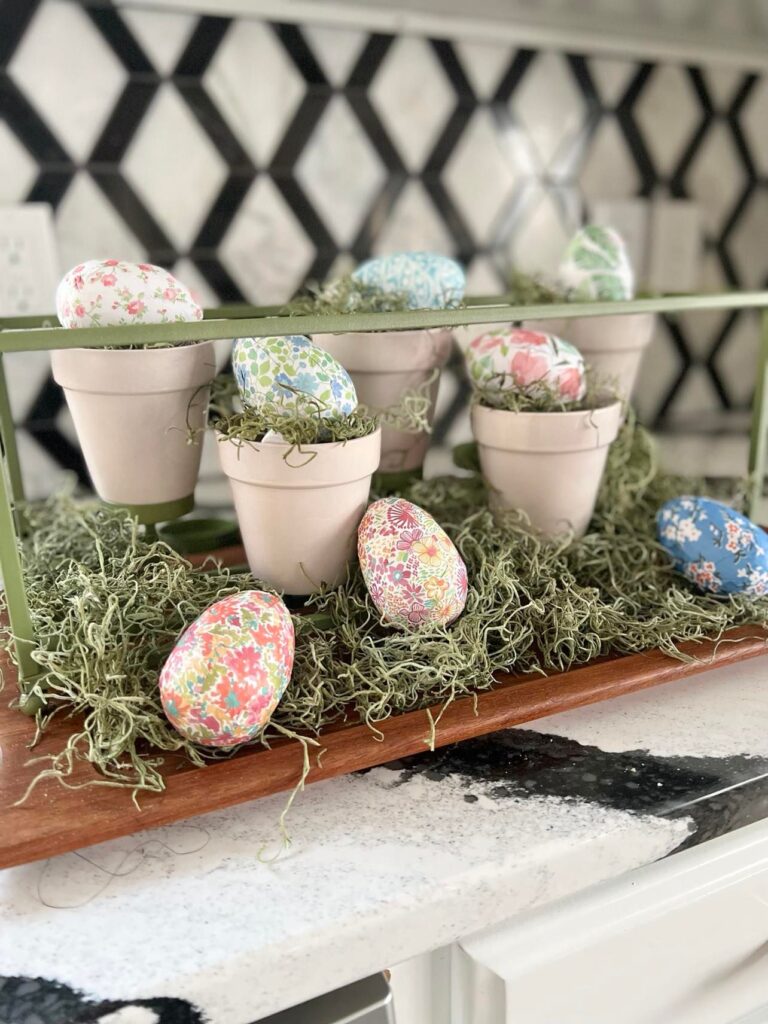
[748,310,768,523]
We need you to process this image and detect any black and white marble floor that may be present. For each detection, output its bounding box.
[1,656,768,1023]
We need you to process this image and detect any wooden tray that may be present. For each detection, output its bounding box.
[2,624,767,870]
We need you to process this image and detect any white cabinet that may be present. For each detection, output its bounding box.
[457,818,768,1024]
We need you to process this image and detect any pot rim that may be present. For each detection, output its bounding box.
[217,425,382,488]
[471,399,623,454]
[51,339,217,395]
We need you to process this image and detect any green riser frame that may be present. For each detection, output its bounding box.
[2,291,768,713]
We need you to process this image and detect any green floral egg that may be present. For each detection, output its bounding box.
[233,334,357,416]
[557,226,634,302]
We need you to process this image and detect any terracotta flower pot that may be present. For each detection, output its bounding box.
[51,342,216,519]
[471,400,623,539]
[534,314,655,401]
[217,428,381,595]
[313,330,453,473]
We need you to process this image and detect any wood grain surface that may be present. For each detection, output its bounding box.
[2,625,766,869]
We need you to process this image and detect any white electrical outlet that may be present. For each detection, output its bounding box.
[0,204,60,318]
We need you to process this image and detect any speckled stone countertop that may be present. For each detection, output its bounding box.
[2,656,768,1024]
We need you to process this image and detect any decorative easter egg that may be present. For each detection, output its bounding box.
[358,497,468,629]
[557,226,634,301]
[657,497,768,596]
[465,327,586,403]
[233,335,357,416]
[351,252,465,309]
[159,590,295,747]
[56,259,203,328]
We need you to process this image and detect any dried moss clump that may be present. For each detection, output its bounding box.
[290,275,416,316]
[2,415,767,797]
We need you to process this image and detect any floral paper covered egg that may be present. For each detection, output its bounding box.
[358,497,468,630]
[465,327,586,403]
[56,259,203,328]
[657,497,768,596]
[159,590,294,747]
[557,226,634,301]
[233,335,357,416]
[352,252,465,309]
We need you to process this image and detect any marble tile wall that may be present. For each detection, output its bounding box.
[2,0,767,495]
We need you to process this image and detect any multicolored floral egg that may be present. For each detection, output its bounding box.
[56,259,203,328]
[657,497,768,597]
[159,590,294,747]
[557,226,634,301]
[465,327,586,403]
[351,252,465,309]
[233,335,357,416]
[358,497,468,630]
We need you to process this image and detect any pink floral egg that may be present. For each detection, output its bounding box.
[56,259,203,329]
[465,327,586,404]
[159,590,294,747]
[358,498,468,630]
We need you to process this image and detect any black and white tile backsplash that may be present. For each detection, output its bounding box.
[2,0,768,494]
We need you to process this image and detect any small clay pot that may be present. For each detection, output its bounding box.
[535,314,656,401]
[471,400,623,538]
[51,342,217,516]
[217,428,381,595]
[313,330,453,473]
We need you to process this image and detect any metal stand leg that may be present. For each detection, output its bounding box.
[0,353,25,505]
[748,310,768,523]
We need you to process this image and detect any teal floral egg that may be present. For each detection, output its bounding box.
[233,335,357,416]
[159,590,295,747]
[657,497,768,596]
[351,252,465,309]
[557,226,634,301]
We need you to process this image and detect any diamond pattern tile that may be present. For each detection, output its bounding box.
[219,175,313,302]
[510,53,588,170]
[8,1,126,162]
[3,0,768,483]
[204,21,305,167]
[740,77,768,175]
[578,118,641,200]
[296,96,386,246]
[507,185,574,275]
[369,36,454,172]
[633,318,686,424]
[443,109,522,245]
[122,84,228,251]
[589,57,636,107]
[455,39,512,99]
[303,25,366,87]
[728,188,768,288]
[373,181,453,255]
[633,65,701,176]
[0,122,37,203]
[685,123,747,236]
[55,171,145,271]
[120,8,196,75]
[712,310,759,407]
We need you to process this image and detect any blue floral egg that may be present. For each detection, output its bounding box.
[657,496,768,596]
[233,335,357,417]
[351,252,465,309]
